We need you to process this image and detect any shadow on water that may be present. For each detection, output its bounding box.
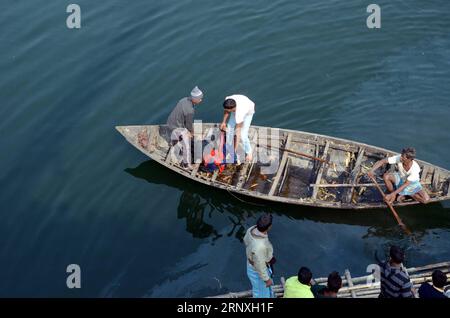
[125,160,450,245]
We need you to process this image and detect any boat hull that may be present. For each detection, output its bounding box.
[116,124,450,209]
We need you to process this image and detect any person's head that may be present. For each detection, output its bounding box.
[389,245,405,265]
[400,147,416,164]
[223,98,236,113]
[324,271,342,296]
[190,86,203,105]
[432,270,447,289]
[256,213,272,232]
[297,267,313,285]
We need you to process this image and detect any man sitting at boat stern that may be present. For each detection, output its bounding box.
[220,94,255,164]
[244,214,275,298]
[368,147,430,204]
[166,86,203,169]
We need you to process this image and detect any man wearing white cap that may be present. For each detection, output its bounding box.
[166,86,203,169]
[220,94,255,163]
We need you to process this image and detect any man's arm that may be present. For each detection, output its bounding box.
[368,158,388,178]
[184,110,194,136]
[400,280,415,298]
[253,252,273,287]
[385,180,411,203]
[220,111,230,131]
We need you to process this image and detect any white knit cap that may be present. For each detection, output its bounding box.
[190,86,203,99]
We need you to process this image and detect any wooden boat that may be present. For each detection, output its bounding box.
[208,260,450,298]
[116,124,450,209]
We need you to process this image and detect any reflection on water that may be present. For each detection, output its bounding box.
[125,160,253,241]
[177,191,222,240]
[125,160,450,246]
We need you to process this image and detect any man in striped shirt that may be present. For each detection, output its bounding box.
[379,245,414,298]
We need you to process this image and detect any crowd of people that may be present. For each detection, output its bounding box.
[244,214,449,299]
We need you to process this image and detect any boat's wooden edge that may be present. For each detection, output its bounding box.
[115,124,450,175]
[137,156,449,210]
[115,124,450,209]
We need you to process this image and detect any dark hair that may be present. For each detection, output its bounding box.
[256,214,272,232]
[327,271,343,293]
[432,270,447,289]
[401,147,416,159]
[298,267,312,285]
[389,245,405,264]
[223,98,236,109]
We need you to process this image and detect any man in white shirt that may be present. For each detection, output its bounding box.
[219,94,255,163]
[368,147,430,204]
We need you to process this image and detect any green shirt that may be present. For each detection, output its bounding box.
[283,276,314,298]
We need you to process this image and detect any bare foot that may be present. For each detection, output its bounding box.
[181,162,193,170]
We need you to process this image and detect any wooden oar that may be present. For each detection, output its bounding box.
[368,174,412,236]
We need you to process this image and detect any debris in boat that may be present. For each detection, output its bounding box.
[259,174,273,183]
[246,161,256,183]
[326,193,336,200]
[227,165,238,174]
[198,171,212,179]
[358,186,367,196]
[250,183,258,189]
[137,128,149,149]
[222,175,232,183]
[345,152,351,168]
[318,187,336,201]
[361,162,374,173]
[344,151,357,168]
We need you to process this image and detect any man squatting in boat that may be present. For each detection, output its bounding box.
[368,147,430,204]
[166,86,204,169]
[167,86,257,168]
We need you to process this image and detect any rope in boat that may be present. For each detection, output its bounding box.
[226,187,266,207]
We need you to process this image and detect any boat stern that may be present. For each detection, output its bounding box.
[115,125,165,155]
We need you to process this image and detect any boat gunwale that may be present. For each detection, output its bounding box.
[116,124,450,210]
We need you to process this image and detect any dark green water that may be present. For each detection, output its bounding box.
[0,1,449,297]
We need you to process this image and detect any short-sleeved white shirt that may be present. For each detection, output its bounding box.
[387,155,421,182]
[226,94,255,124]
